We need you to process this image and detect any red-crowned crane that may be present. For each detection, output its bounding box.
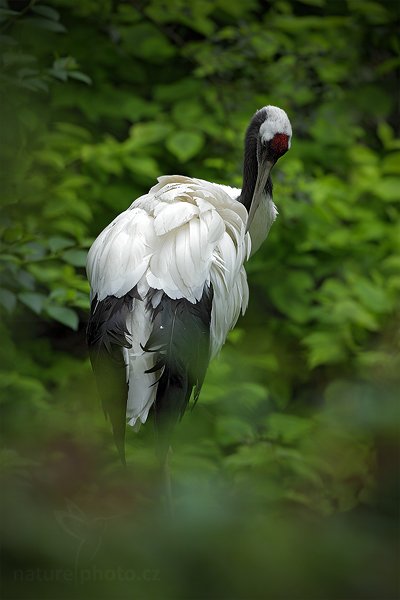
[86,106,292,475]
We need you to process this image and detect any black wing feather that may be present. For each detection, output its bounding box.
[87,285,213,463]
[144,286,213,456]
[86,287,139,465]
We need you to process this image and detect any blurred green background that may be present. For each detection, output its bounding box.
[0,0,399,598]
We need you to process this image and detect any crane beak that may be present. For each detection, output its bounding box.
[245,159,274,232]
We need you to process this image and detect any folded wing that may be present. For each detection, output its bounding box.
[86,175,251,449]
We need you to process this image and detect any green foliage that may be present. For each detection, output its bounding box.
[0,1,399,598]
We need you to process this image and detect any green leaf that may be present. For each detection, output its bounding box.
[36,149,65,169]
[334,299,379,331]
[31,5,60,21]
[0,8,19,19]
[62,249,87,267]
[172,100,203,127]
[18,292,47,315]
[268,270,314,323]
[68,71,92,85]
[348,0,391,24]
[382,152,400,175]
[55,122,92,140]
[48,67,68,81]
[215,416,254,446]
[24,17,66,32]
[303,331,346,368]
[224,443,275,470]
[15,270,35,290]
[127,122,172,149]
[375,177,400,201]
[123,156,159,178]
[154,78,202,102]
[0,254,20,265]
[47,237,75,252]
[166,131,204,162]
[46,306,79,330]
[266,413,313,444]
[297,0,324,5]
[377,122,394,147]
[0,289,16,313]
[351,277,391,313]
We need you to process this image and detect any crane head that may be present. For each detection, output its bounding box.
[258,105,292,162]
[246,106,292,228]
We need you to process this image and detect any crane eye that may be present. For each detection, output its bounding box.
[270,133,289,156]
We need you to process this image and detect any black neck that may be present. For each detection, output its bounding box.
[239,108,272,210]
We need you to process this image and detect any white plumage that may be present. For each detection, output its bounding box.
[87,175,255,428]
[86,105,292,444]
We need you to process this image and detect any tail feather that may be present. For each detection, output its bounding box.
[86,288,139,465]
[87,285,213,463]
[143,286,213,455]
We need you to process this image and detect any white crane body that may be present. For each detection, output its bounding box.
[86,106,292,462]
